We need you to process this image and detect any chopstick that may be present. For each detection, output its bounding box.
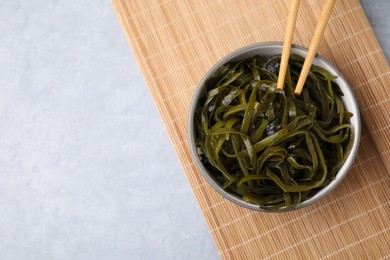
[295,0,336,95]
[277,0,336,95]
[276,0,301,91]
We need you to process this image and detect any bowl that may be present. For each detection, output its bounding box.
[188,42,361,212]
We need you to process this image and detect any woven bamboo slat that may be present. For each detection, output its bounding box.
[112,0,390,258]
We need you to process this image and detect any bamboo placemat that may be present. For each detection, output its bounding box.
[112,0,390,258]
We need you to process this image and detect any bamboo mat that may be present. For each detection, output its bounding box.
[112,0,390,258]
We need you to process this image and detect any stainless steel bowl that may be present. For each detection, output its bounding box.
[188,42,361,212]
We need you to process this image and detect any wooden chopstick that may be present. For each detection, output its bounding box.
[277,0,336,94]
[294,0,336,95]
[277,0,301,90]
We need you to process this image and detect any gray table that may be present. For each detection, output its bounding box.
[0,1,388,259]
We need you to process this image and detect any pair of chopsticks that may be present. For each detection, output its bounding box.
[277,0,336,95]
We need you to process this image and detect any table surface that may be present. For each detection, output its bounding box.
[0,1,388,259]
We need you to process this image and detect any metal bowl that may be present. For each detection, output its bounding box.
[188,42,361,212]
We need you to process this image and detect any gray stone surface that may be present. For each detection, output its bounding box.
[0,1,217,259]
[0,1,388,259]
[360,0,390,60]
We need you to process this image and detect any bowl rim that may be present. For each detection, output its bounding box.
[188,41,361,212]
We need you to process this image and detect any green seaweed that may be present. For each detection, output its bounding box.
[194,54,353,210]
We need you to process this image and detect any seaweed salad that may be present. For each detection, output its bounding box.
[194,54,354,210]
